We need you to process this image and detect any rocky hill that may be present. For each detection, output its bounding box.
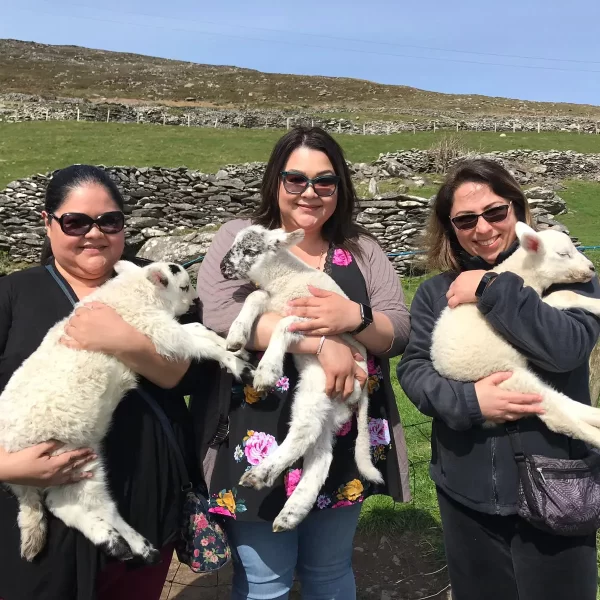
[2,38,599,119]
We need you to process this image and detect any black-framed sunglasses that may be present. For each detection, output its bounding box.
[48,211,125,236]
[450,202,512,231]
[280,171,340,197]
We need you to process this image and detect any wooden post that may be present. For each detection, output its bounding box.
[338,122,342,134]
[187,114,191,127]
[363,124,366,135]
[46,109,49,121]
[413,124,416,135]
[106,109,110,123]
[163,114,166,126]
[77,108,80,121]
[537,121,541,133]
[286,117,290,130]
[214,118,218,128]
[387,124,390,135]
[494,123,497,132]
[513,122,516,133]
[456,122,459,132]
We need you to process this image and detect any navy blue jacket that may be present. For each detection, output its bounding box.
[397,247,600,515]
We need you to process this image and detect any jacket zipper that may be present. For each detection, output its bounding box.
[491,437,499,512]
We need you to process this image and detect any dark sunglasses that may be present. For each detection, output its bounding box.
[450,202,512,231]
[49,211,125,236]
[280,171,340,197]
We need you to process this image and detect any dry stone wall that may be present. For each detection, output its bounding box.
[2,95,600,135]
[0,151,584,275]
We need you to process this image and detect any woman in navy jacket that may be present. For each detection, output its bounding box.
[397,159,600,600]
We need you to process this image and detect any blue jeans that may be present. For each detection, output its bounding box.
[225,503,362,600]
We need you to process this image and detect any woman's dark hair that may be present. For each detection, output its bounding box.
[424,158,532,272]
[40,165,125,264]
[253,126,373,255]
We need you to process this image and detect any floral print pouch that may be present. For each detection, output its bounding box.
[175,486,232,573]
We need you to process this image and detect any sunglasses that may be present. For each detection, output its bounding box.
[49,211,125,236]
[450,202,512,231]
[280,171,340,197]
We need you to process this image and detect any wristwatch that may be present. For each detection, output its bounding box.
[351,303,374,334]
[475,272,499,298]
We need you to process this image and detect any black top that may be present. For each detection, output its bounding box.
[0,264,200,600]
[205,245,404,521]
[397,244,600,515]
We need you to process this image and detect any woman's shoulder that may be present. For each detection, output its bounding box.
[0,265,47,289]
[218,219,253,237]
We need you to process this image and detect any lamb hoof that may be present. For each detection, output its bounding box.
[239,469,267,490]
[240,365,256,386]
[234,348,251,361]
[141,547,162,566]
[253,366,280,392]
[226,341,243,352]
[100,536,134,562]
[272,512,298,532]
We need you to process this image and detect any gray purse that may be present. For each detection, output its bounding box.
[507,424,600,536]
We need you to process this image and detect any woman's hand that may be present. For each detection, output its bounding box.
[60,302,141,355]
[0,441,96,487]
[474,372,545,424]
[286,286,362,336]
[316,336,367,401]
[446,270,487,309]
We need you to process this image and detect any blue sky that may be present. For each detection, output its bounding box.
[2,0,600,107]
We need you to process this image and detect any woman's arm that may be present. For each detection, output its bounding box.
[286,239,409,356]
[61,302,190,389]
[396,284,485,430]
[478,272,600,373]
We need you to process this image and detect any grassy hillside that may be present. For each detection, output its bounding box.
[3,38,600,118]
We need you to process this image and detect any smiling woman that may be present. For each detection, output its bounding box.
[0,165,202,600]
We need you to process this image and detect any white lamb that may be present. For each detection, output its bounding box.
[220,224,383,532]
[431,222,600,446]
[0,260,253,563]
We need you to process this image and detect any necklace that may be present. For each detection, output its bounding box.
[315,241,328,271]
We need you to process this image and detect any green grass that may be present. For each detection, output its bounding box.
[556,181,600,246]
[2,122,600,189]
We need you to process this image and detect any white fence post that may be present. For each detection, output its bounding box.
[214,118,218,128]
[338,122,342,134]
[456,122,459,132]
[76,108,80,122]
[286,117,290,130]
[106,109,110,123]
[46,109,49,121]
[187,114,190,127]
[513,122,516,133]
[413,124,416,135]
[311,119,314,127]
[363,123,366,135]
[163,114,166,126]
[387,124,390,135]
[494,123,497,132]
[537,121,541,133]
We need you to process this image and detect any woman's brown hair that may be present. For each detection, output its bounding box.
[253,126,374,256]
[424,158,532,272]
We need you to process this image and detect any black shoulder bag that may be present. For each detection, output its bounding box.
[506,423,600,536]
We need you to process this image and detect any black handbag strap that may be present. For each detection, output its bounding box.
[45,262,192,491]
[505,423,526,463]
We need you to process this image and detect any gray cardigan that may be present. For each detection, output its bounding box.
[196,218,412,501]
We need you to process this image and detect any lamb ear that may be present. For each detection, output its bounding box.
[516,222,544,255]
[146,265,169,288]
[114,260,141,275]
[267,228,304,250]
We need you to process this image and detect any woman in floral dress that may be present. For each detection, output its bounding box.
[196,127,411,600]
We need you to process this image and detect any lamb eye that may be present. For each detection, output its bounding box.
[557,252,571,258]
[180,285,190,292]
